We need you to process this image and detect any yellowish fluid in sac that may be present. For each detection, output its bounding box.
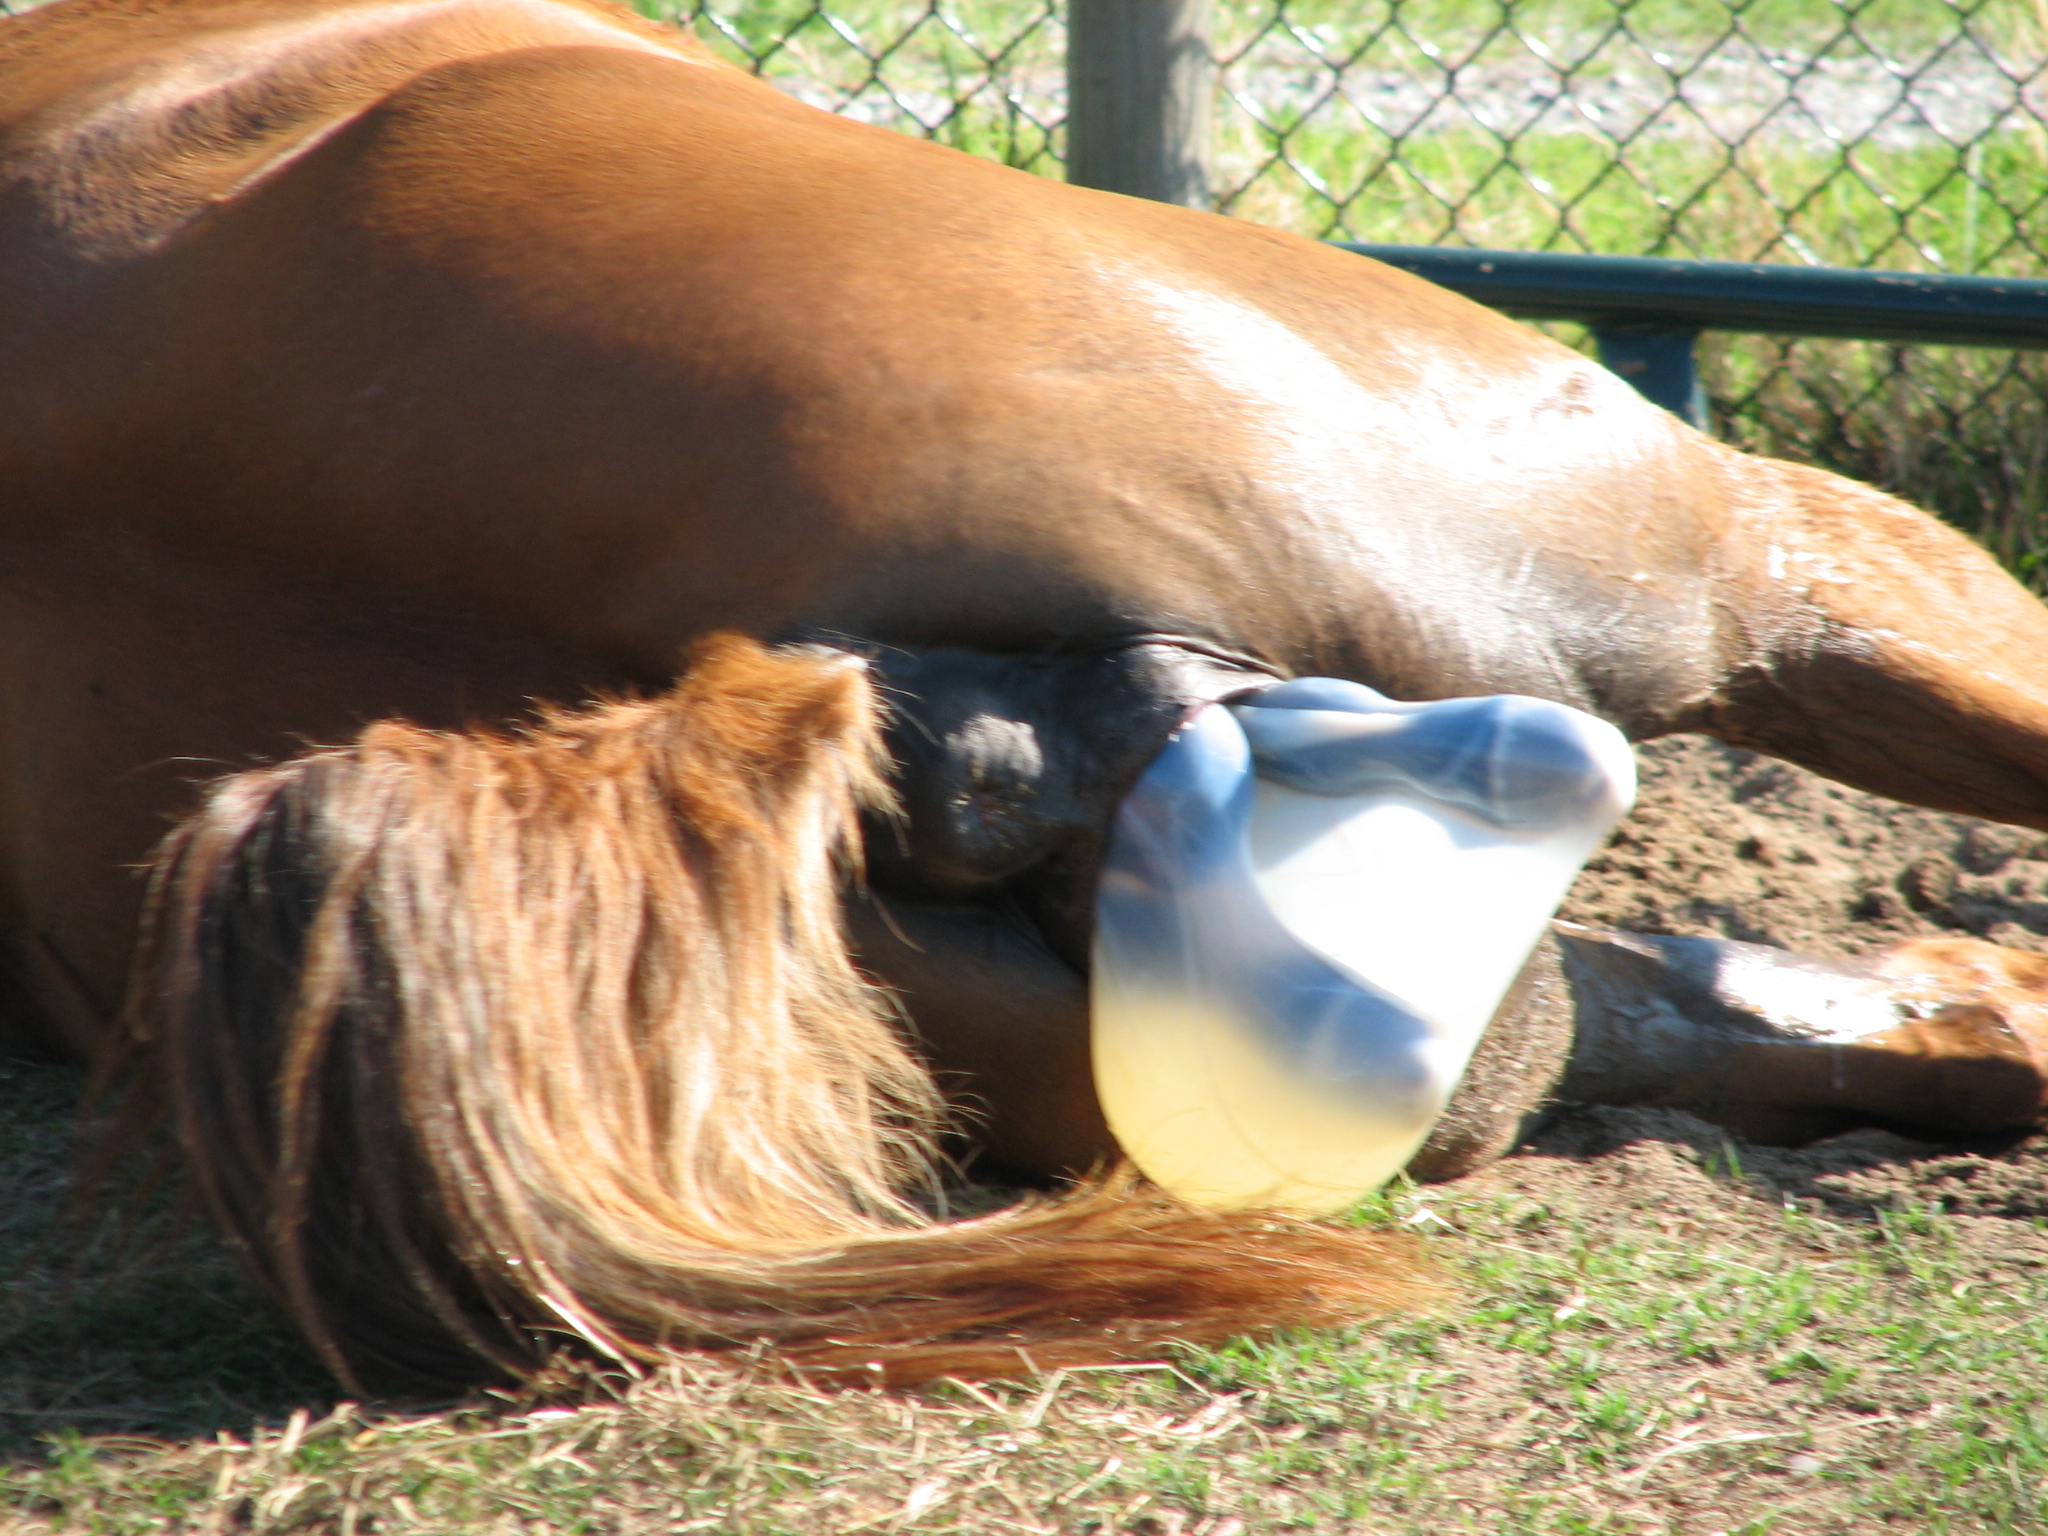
[1091,686,1635,1214]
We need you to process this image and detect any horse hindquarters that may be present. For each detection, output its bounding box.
[126,634,1424,1392]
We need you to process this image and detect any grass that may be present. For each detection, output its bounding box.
[12,1053,2048,1534]
[0,1061,331,1459]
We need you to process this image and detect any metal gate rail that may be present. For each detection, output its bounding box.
[1339,244,2048,428]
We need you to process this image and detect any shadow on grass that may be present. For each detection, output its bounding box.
[0,1056,333,1464]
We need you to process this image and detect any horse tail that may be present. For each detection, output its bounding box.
[124,633,1423,1392]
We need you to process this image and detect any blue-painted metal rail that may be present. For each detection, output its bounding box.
[1335,244,2048,428]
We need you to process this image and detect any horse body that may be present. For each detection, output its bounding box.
[9,0,2048,1385]
[4,0,1714,690]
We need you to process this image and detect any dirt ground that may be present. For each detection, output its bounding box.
[1565,735,2048,960]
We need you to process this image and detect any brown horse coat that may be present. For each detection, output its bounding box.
[8,0,2048,1387]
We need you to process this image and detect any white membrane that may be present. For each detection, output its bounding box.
[1091,681,1635,1212]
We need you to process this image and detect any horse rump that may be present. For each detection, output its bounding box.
[121,634,1425,1392]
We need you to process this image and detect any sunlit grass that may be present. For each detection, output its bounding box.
[12,1049,2048,1536]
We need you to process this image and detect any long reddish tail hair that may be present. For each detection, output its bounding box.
[124,635,1423,1392]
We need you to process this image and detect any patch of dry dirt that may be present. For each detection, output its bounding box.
[1566,735,2048,957]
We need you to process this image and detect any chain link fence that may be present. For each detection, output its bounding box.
[641,0,1068,173]
[640,0,2046,579]
[1211,1,2043,266]
[1205,0,2048,579]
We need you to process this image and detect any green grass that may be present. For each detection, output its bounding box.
[1215,125,2046,275]
[13,1052,2048,1534]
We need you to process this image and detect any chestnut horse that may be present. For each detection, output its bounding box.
[7,0,2048,1389]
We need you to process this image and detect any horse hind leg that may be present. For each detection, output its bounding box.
[1552,924,2048,1144]
[1690,455,2048,831]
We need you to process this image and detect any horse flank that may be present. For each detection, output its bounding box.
[123,634,1425,1390]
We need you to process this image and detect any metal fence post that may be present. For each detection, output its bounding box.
[1066,0,1215,207]
[1592,330,1705,428]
